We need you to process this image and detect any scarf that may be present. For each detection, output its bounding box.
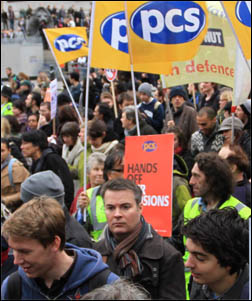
[91,140,118,155]
[1,154,12,171]
[104,216,152,278]
[62,137,83,166]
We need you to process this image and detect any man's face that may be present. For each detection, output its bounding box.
[104,189,142,241]
[1,142,10,163]
[8,236,57,279]
[101,97,113,109]
[139,92,150,103]
[27,115,38,130]
[120,112,132,130]
[171,95,185,111]
[120,99,134,110]
[21,141,39,158]
[185,238,231,288]
[196,114,216,136]
[189,163,209,198]
[201,82,213,94]
[39,105,51,122]
[25,94,33,108]
[88,163,104,187]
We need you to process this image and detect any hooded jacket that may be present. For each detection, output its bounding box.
[1,243,119,300]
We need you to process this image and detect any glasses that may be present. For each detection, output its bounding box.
[110,168,124,173]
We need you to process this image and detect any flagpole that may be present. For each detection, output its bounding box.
[124,1,140,136]
[220,1,251,72]
[43,29,83,125]
[111,81,118,118]
[80,0,96,222]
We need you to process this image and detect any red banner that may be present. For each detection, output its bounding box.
[124,134,174,237]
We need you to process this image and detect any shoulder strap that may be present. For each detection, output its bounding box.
[8,158,17,187]
[154,100,161,111]
[88,268,111,291]
[7,271,22,300]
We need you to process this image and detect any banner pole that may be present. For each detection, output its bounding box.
[42,29,83,125]
[124,1,140,136]
[220,1,251,72]
[111,81,118,118]
[79,0,96,222]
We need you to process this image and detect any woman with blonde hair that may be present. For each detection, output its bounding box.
[217,87,233,124]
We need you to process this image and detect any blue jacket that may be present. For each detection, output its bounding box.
[1,243,119,300]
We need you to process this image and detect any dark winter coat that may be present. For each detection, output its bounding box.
[94,226,186,300]
[162,103,198,147]
[31,147,74,210]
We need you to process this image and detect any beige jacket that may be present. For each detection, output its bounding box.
[1,158,30,209]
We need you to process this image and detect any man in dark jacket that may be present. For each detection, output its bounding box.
[20,170,93,248]
[21,130,74,210]
[94,178,186,300]
[162,86,198,147]
[137,82,165,133]
[182,208,249,300]
[120,105,157,144]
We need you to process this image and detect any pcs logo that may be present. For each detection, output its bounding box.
[100,1,206,53]
[235,1,251,27]
[54,34,87,52]
[100,12,128,53]
[143,141,157,152]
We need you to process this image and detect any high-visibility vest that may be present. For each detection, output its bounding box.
[87,186,107,242]
[183,195,251,299]
[183,196,251,297]
[1,102,13,116]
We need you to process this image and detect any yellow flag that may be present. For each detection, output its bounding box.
[126,1,208,65]
[91,1,172,74]
[221,1,251,60]
[43,27,88,65]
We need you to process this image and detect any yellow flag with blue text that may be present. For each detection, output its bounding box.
[91,1,172,74]
[43,27,88,65]
[221,1,251,60]
[125,1,209,65]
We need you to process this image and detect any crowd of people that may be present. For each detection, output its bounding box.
[1,4,91,40]
[1,60,251,300]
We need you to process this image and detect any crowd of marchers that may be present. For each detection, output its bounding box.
[1,63,251,300]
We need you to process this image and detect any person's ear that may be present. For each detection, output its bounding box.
[51,235,61,252]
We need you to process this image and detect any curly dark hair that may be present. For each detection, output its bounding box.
[195,152,234,202]
[182,207,249,275]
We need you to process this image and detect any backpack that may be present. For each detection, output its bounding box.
[7,268,111,299]
[8,158,17,188]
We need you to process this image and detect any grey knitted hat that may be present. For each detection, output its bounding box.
[138,82,152,97]
[21,170,65,207]
[218,117,244,132]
